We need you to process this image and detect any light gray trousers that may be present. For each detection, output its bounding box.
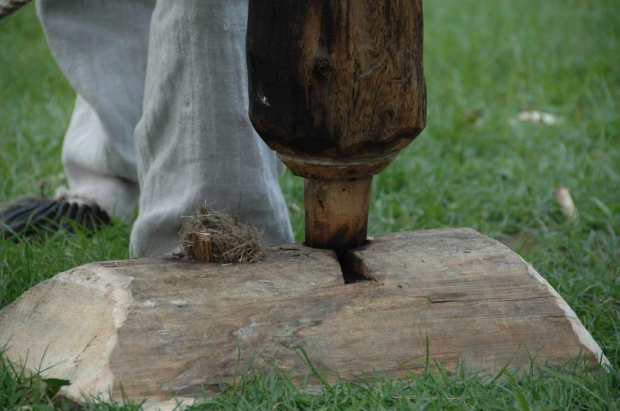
[36,0,294,256]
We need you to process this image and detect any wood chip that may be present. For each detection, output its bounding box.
[554,187,578,220]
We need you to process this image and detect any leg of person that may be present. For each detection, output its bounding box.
[131,0,294,257]
[0,0,155,239]
[37,0,156,222]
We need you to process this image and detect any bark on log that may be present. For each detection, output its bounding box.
[0,229,607,409]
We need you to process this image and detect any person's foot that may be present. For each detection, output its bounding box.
[0,196,111,240]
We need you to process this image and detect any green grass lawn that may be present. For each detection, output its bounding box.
[1,0,619,409]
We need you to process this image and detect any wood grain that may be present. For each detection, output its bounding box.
[186,232,212,262]
[304,177,372,250]
[247,0,426,161]
[0,229,607,407]
[247,1,426,251]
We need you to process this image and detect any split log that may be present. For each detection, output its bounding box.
[0,229,607,408]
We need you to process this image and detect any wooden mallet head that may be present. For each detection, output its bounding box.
[247,1,426,251]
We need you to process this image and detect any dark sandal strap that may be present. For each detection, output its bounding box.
[1,198,111,240]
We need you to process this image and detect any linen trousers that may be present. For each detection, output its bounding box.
[36,0,294,256]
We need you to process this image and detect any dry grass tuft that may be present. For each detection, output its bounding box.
[179,204,264,263]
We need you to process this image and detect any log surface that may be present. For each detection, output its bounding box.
[0,229,606,407]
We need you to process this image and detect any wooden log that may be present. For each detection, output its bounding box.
[0,229,607,409]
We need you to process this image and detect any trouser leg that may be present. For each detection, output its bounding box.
[131,0,294,256]
[36,0,154,222]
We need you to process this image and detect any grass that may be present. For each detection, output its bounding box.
[1,0,619,409]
